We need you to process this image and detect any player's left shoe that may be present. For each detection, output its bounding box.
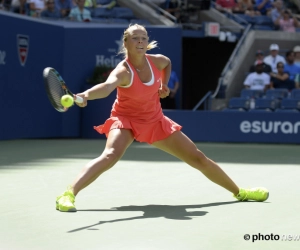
[56,186,77,212]
[234,187,269,202]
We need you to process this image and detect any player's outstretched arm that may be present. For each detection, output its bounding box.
[81,65,130,101]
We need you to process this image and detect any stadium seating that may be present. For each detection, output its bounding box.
[252,25,274,31]
[114,7,135,20]
[248,109,273,113]
[280,98,300,110]
[291,89,300,99]
[240,89,264,99]
[90,7,138,24]
[92,7,115,18]
[265,89,289,99]
[233,14,274,29]
[255,16,273,26]
[130,19,151,26]
[108,18,129,24]
[227,97,250,111]
[92,17,108,23]
[254,98,280,111]
[235,14,255,25]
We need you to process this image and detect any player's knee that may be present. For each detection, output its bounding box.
[103,147,125,163]
[191,150,210,169]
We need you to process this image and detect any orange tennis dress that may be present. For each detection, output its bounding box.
[94,54,182,144]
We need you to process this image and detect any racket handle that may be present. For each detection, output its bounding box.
[74,95,84,104]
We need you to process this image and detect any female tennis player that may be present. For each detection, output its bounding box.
[56,24,269,212]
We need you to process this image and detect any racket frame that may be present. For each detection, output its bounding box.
[43,67,83,112]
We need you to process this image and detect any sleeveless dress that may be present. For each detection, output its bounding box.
[94,54,182,144]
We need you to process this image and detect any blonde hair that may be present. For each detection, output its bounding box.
[118,24,158,58]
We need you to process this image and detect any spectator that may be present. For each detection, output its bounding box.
[249,50,272,73]
[255,0,273,15]
[263,44,286,73]
[69,0,92,22]
[215,0,240,13]
[41,0,61,18]
[244,60,270,91]
[163,0,182,20]
[55,0,73,18]
[284,50,300,81]
[274,9,299,32]
[10,0,27,14]
[158,1,186,22]
[294,45,300,67]
[28,0,45,17]
[160,70,180,109]
[271,0,284,28]
[270,62,295,90]
[237,0,261,16]
[237,0,253,12]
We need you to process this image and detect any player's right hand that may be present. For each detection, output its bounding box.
[74,93,88,107]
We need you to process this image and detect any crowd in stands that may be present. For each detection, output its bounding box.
[152,0,211,23]
[225,43,300,112]
[244,43,300,92]
[151,0,187,23]
[214,0,300,32]
[0,0,117,21]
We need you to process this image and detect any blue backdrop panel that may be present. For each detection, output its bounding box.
[80,105,300,144]
[3,13,298,144]
[0,12,182,140]
[163,111,300,144]
[0,14,67,140]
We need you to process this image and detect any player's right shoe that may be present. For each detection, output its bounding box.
[234,187,269,202]
[56,186,77,212]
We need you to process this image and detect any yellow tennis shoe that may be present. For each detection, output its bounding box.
[56,186,77,212]
[234,187,269,202]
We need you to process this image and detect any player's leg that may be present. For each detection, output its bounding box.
[152,131,239,194]
[71,128,134,195]
[56,129,134,212]
[152,131,268,201]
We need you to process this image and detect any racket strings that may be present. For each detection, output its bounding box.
[45,71,66,112]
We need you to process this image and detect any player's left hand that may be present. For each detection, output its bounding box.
[158,84,170,98]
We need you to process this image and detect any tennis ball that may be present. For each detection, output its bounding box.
[61,95,74,108]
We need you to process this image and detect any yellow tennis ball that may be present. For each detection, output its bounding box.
[61,95,74,108]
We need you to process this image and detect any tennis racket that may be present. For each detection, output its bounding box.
[43,67,83,112]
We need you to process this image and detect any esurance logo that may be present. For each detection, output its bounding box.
[17,34,29,66]
[240,121,300,134]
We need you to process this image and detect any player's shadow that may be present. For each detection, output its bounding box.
[68,201,238,233]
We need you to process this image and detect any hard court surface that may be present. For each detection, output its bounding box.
[0,139,299,250]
